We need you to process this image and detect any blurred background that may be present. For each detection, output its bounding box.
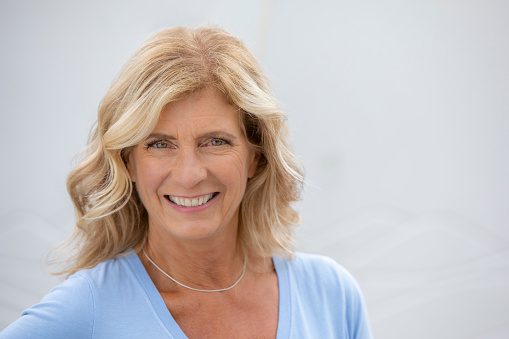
[1,0,508,337]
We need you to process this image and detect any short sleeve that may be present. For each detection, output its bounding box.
[335,262,373,339]
[285,253,373,339]
[0,274,94,339]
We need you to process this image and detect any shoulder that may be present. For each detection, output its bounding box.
[75,252,137,290]
[1,253,136,338]
[0,273,94,338]
[275,252,373,338]
[290,251,344,272]
[280,252,360,293]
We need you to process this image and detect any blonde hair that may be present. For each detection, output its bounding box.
[58,26,303,275]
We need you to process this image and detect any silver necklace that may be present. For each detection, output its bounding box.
[142,249,247,293]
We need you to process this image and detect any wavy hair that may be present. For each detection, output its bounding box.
[57,26,303,276]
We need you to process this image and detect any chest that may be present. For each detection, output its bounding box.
[161,274,279,338]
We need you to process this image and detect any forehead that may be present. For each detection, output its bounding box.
[155,87,242,132]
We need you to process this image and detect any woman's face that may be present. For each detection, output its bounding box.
[127,87,258,243]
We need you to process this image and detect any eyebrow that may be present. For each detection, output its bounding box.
[145,131,239,141]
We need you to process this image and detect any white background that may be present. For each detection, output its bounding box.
[1,0,508,337]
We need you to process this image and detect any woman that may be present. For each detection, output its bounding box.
[1,26,372,338]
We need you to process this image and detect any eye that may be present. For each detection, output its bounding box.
[153,141,169,148]
[145,140,173,150]
[201,138,230,147]
[210,139,226,146]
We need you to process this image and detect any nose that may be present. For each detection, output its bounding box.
[171,147,207,188]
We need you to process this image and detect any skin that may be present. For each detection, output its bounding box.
[127,87,279,338]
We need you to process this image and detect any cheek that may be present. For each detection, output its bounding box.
[132,159,169,194]
[214,155,253,189]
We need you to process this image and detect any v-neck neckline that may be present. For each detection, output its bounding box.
[127,252,291,338]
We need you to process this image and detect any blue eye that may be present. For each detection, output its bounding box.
[210,139,226,146]
[153,141,168,148]
[145,140,170,149]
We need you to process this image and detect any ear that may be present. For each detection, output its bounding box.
[247,151,260,179]
[125,151,136,183]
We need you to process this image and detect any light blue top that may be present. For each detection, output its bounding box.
[1,252,372,338]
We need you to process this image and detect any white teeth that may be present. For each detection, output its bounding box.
[169,193,214,207]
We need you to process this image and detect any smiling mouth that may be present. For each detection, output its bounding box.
[166,193,218,207]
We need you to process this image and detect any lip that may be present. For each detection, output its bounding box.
[164,193,219,213]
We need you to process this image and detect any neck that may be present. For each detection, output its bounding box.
[142,227,245,292]
[142,248,246,293]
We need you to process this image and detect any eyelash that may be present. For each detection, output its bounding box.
[145,140,172,150]
[144,138,231,150]
[204,138,231,147]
